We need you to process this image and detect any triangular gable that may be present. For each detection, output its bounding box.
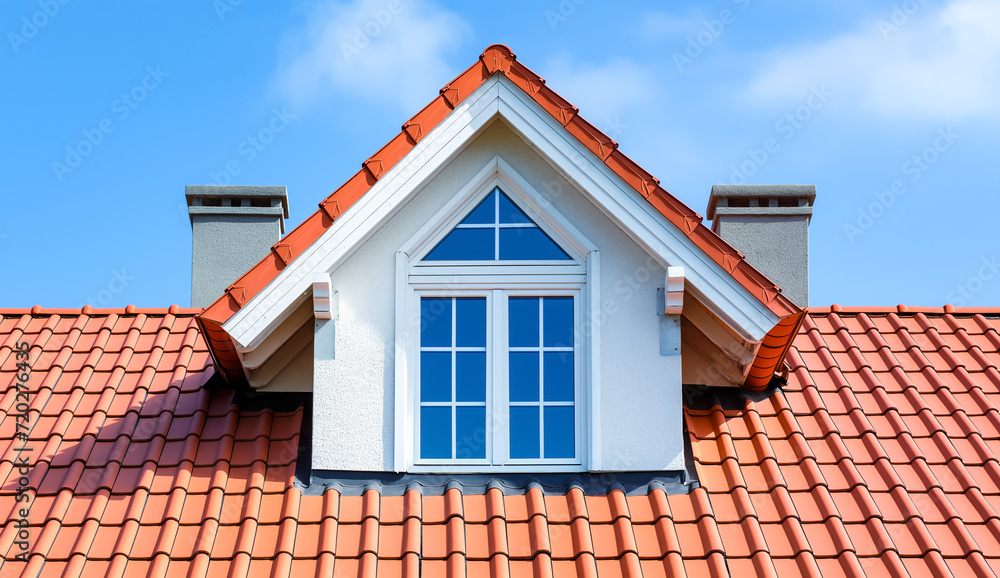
[197,45,803,390]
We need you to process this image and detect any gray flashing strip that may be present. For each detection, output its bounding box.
[185,184,288,197]
[298,470,697,497]
[187,205,285,217]
[709,184,816,198]
[185,185,290,218]
[710,206,814,217]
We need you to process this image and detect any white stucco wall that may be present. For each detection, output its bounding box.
[312,120,684,472]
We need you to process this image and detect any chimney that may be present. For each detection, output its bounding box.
[707,184,815,307]
[186,185,289,308]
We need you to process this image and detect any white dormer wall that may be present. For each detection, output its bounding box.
[312,120,684,473]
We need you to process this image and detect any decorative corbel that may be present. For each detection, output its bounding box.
[312,272,336,320]
[665,266,684,315]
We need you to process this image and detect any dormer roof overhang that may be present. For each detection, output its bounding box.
[197,45,803,391]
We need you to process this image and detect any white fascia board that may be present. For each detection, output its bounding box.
[493,77,778,341]
[225,73,779,351]
[223,77,504,350]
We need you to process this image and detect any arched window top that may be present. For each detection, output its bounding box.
[422,187,572,262]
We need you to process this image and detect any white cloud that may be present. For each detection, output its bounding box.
[743,0,1000,121]
[274,0,472,111]
[541,56,661,133]
[638,11,707,42]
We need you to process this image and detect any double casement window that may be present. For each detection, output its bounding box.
[397,163,598,472]
[416,291,580,465]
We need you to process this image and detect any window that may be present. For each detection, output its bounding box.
[418,297,488,461]
[397,160,599,473]
[415,292,580,466]
[424,188,571,261]
[506,296,575,459]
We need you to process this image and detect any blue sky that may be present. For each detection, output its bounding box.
[1,0,997,309]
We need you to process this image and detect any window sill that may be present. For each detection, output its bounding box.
[408,463,587,475]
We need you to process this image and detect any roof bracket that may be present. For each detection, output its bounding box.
[665,267,684,315]
[312,273,336,321]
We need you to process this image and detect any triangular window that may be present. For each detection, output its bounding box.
[423,188,571,261]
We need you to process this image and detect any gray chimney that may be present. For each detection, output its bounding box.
[707,185,815,307]
[186,185,289,308]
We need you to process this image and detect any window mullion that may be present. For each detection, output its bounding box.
[492,289,506,465]
[494,191,500,260]
[538,297,545,459]
[451,297,457,460]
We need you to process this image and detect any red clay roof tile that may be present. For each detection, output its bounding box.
[6,307,1000,575]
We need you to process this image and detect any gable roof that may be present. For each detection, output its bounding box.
[195,45,802,391]
[5,305,1000,576]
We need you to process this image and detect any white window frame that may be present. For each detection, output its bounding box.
[395,157,601,473]
[413,291,495,468]
[411,289,584,469]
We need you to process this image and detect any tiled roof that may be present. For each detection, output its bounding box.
[196,44,802,391]
[4,306,1000,577]
[690,306,1000,577]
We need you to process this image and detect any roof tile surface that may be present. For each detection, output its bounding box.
[3,307,1000,576]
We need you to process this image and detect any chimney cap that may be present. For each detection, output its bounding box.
[185,185,290,219]
[707,184,815,221]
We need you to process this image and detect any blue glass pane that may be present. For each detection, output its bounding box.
[420,352,451,402]
[425,228,494,260]
[498,228,571,260]
[455,298,487,347]
[544,406,575,459]
[460,190,496,225]
[421,406,452,459]
[456,352,486,402]
[543,351,574,402]
[543,297,574,347]
[497,191,532,224]
[456,406,486,459]
[508,297,539,347]
[509,352,539,402]
[509,406,540,459]
[420,298,452,347]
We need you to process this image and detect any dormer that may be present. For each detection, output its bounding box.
[193,46,804,480]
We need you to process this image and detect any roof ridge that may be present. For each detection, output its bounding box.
[811,305,1000,315]
[0,305,202,316]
